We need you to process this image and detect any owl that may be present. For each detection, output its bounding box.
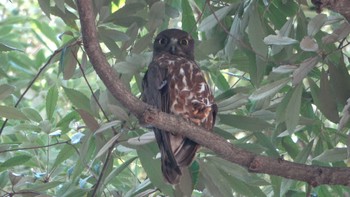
[142,29,217,184]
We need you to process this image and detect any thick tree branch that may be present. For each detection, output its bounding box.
[312,0,350,23]
[76,0,350,187]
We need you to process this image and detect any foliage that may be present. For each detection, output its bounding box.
[0,0,350,196]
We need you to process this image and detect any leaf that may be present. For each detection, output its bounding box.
[0,84,15,100]
[104,156,137,185]
[249,78,290,101]
[318,70,340,123]
[98,27,130,42]
[52,144,76,169]
[46,86,58,121]
[108,104,129,121]
[21,108,43,123]
[322,22,350,44]
[313,148,347,162]
[147,1,165,32]
[219,114,272,132]
[300,36,319,51]
[0,106,29,120]
[77,109,99,132]
[272,65,297,74]
[181,0,197,38]
[127,132,155,145]
[248,5,267,58]
[199,4,235,31]
[263,35,298,45]
[95,120,119,134]
[94,133,121,159]
[285,84,303,133]
[63,87,91,113]
[38,0,51,18]
[60,45,79,80]
[292,56,319,85]
[0,155,32,170]
[339,98,350,130]
[307,14,327,36]
[217,93,249,112]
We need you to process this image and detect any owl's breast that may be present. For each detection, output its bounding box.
[166,58,215,129]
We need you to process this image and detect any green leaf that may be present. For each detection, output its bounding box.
[217,93,249,112]
[181,0,197,38]
[219,114,272,132]
[318,70,340,123]
[285,84,303,133]
[46,86,59,121]
[103,156,137,185]
[147,1,165,32]
[307,14,327,36]
[21,108,43,123]
[0,84,15,100]
[292,56,319,85]
[38,0,51,18]
[63,87,91,113]
[52,144,76,169]
[60,45,79,80]
[249,78,290,101]
[313,148,347,162]
[199,4,235,31]
[0,155,32,170]
[0,106,29,120]
[263,35,298,45]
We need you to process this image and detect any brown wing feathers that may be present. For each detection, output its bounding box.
[142,29,216,184]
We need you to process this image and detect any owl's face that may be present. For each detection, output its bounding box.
[153,29,195,60]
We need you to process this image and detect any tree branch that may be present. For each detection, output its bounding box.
[76,0,350,187]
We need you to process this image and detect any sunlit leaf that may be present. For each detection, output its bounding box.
[63,87,91,113]
[263,35,298,45]
[292,56,319,85]
[300,36,319,51]
[21,108,43,123]
[249,78,290,101]
[199,4,236,32]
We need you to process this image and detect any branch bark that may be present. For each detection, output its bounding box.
[312,0,350,23]
[76,0,350,187]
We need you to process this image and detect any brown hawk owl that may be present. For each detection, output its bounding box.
[142,29,217,184]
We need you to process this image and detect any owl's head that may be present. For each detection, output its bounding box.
[153,29,195,60]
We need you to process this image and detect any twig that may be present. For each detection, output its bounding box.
[0,140,71,154]
[0,40,81,135]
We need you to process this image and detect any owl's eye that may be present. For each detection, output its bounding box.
[179,39,189,46]
[158,38,167,45]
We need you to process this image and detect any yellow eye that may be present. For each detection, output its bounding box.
[180,39,189,46]
[158,38,167,45]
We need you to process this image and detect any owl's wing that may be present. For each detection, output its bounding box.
[142,61,182,184]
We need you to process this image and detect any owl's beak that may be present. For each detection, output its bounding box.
[169,38,178,54]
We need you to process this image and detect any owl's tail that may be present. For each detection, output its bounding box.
[161,154,182,184]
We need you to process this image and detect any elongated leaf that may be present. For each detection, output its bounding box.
[104,156,137,185]
[21,108,42,123]
[0,155,32,170]
[63,87,91,113]
[313,148,347,162]
[319,70,340,123]
[95,120,119,134]
[249,78,290,101]
[292,56,319,85]
[0,106,28,120]
[339,98,350,130]
[77,109,99,132]
[219,114,271,132]
[199,4,235,31]
[263,35,298,45]
[60,45,79,80]
[46,86,58,121]
[94,133,121,160]
[181,0,196,38]
[52,144,76,169]
[308,14,327,36]
[285,84,303,133]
